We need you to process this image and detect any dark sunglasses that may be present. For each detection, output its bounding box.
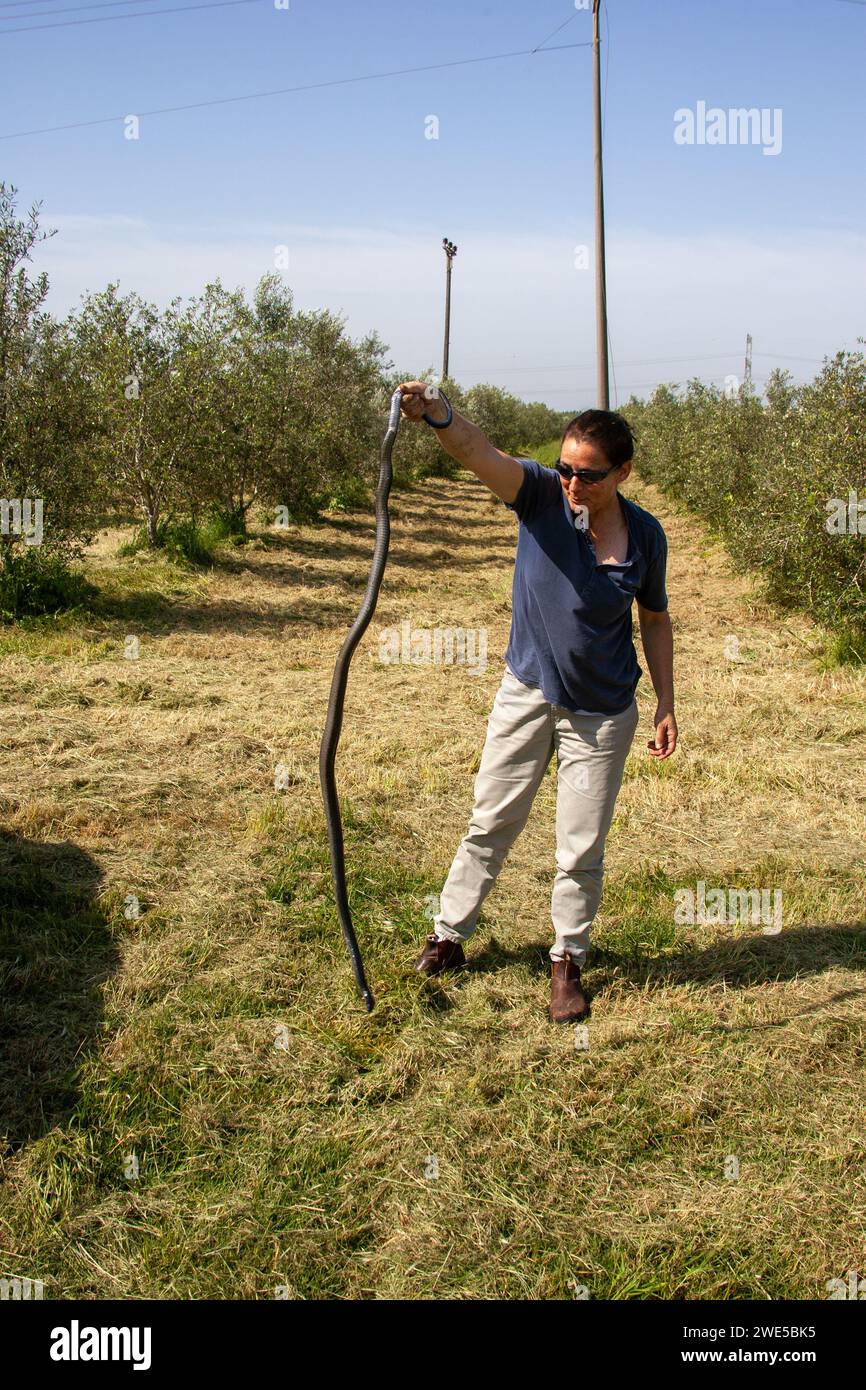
[554,460,620,485]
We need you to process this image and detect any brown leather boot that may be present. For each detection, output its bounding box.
[414,932,466,976]
[549,955,589,1022]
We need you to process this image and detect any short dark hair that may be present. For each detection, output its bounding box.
[560,409,634,468]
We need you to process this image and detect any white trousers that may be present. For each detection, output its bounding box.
[433,665,639,964]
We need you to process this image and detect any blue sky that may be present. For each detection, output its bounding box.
[2,0,865,407]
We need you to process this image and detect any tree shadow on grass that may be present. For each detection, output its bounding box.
[87,587,183,627]
[465,922,866,1003]
[223,527,515,587]
[588,922,866,992]
[0,832,117,1153]
[254,509,503,547]
[80,478,516,636]
[84,541,513,639]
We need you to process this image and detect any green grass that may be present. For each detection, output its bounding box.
[1,455,864,1300]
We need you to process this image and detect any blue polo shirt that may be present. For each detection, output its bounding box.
[503,458,668,715]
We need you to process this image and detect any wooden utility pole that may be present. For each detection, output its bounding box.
[442,238,457,380]
[592,1,609,408]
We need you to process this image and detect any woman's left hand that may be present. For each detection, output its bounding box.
[648,707,678,759]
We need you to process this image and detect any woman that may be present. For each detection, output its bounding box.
[398,382,677,1022]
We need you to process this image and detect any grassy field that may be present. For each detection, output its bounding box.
[1,445,865,1300]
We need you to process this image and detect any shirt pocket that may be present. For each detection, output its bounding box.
[578,567,639,625]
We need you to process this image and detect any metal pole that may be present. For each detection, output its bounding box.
[442,237,457,380]
[592,1,609,409]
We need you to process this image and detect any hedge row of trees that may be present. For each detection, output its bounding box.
[624,357,866,657]
[0,184,568,614]
[15,177,861,652]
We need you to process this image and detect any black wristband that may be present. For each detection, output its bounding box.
[422,389,453,429]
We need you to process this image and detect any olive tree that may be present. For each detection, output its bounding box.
[0,183,100,612]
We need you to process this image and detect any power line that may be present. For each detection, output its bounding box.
[751,351,828,362]
[1,0,168,20]
[1,0,161,14]
[508,377,777,398]
[505,381,734,396]
[0,39,589,139]
[1,0,260,31]
[457,351,827,374]
[531,7,579,52]
[458,354,744,373]
[0,0,109,6]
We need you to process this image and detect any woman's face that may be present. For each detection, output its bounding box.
[558,437,632,519]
